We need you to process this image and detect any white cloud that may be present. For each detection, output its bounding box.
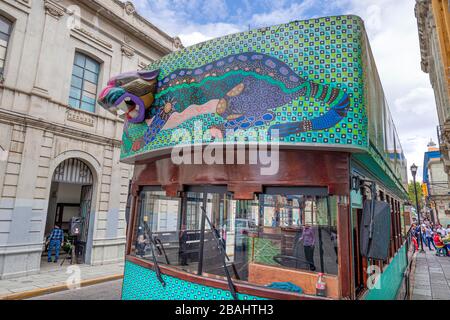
[176,23,242,47]
[125,0,242,47]
[395,88,436,116]
[345,0,439,181]
[201,0,229,21]
[250,0,316,27]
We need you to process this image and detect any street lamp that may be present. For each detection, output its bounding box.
[410,163,425,253]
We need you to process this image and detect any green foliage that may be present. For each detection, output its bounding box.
[62,242,72,254]
[408,181,423,207]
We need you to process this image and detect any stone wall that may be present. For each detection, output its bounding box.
[0,0,177,278]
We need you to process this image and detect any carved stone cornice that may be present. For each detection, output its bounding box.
[123,1,136,15]
[0,108,122,148]
[0,85,123,147]
[72,26,113,51]
[44,0,65,20]
[173,37,183,51]
[415,0,432,73]
[66,109,95,127]
[76,0,177,55]
[15,0,31,9]
[138,60,149,70]
[0,107,121,148]
[121,44,135,58]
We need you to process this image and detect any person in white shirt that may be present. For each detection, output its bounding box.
[437,225,447,237]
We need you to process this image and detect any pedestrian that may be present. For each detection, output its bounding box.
[300,225,316,271]
[425,226,436,251]
[436,224,447,237]
[47,225,64,263]
[433,232,448,257]
[136,226,147,257]
[446,224,450,235]
[271,217,277,228]
[411,235,419,252]
[179,224,188,266]
[421,226,428,247]
[415,224,421,246]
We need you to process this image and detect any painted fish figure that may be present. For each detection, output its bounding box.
[98,52,351,148]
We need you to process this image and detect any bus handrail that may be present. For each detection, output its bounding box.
[200,206,239,300]
[144,221,166,287]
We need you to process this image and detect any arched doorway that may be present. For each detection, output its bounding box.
[43,158,94,266]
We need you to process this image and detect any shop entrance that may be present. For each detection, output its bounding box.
[42,158,94,267]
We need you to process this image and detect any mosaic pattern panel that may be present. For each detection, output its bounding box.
[99,15,368,161]
[122,261,266,300]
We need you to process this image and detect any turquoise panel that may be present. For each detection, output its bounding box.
[122,261,266,300]
[363,245,407,300]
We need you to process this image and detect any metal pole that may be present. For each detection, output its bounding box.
[413,176,425,253]
[197,194,207,275]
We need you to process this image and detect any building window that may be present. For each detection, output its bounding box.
[0,16,12,77]
[69,52,100,113]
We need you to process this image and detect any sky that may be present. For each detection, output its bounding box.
[127,0,439,182]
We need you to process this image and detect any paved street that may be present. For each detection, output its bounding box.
[412,249,450,300]
[29,279,123,300]
[0,260,124,299]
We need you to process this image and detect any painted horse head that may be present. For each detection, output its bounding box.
[98,69,160,123]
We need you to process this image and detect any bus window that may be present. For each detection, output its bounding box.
[133,190,199,275]
[132,188,340,296]
[225,194,340,282]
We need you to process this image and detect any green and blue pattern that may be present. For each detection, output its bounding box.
[122,261,266,300]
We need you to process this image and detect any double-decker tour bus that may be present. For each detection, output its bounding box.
[98,15,414,300]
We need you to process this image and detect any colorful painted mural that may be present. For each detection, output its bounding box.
[99,69,160,124]
[99,15,367,160]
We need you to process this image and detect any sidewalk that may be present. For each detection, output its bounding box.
[412,248,450,300]
[0,260,124,300]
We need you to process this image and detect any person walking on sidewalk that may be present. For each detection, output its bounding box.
[420,225,428,247]
[47,225,64,263]
[425,226,436,251]
[414,224,421,246]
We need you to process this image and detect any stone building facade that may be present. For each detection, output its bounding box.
[415,0,450,181]
[427,158,450,226]
[423,140,450,226]
[0,0,180,279]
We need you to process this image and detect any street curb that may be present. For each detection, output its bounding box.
[0,274,124,300]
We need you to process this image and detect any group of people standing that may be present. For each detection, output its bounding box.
[411,219,450,257]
